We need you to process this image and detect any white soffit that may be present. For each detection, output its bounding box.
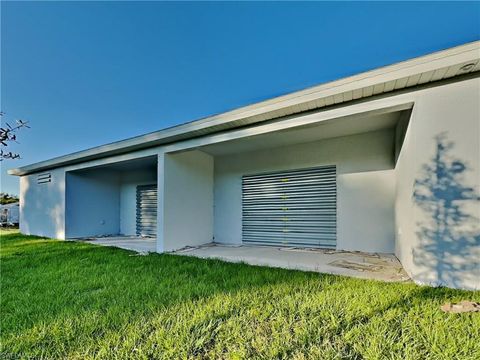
[200,111,404,156]
[9,41,480,176]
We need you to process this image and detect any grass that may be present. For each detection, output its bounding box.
[1,230,479,359]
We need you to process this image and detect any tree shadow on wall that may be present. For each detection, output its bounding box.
[413,133,480,289]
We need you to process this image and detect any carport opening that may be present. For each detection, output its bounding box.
[65,156,158,242]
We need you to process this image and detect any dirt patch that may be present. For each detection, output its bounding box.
[328,259,383,272]
[441,301,480,313]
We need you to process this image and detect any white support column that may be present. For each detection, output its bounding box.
[157,150,214,253]
[156,152,166,253]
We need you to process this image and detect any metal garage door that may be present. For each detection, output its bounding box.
[242,166,336,248]
[136,185,157,237]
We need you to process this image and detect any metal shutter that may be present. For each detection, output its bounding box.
[242,165,336,248]
[136,185,157,237]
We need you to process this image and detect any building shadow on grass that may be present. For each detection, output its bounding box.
[413,133,480,289]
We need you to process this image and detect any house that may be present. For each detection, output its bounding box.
[0,202,19,226]
[9,41,480,290]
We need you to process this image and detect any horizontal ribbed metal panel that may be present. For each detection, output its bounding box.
[242,166,336,248]
[136,184,157,237]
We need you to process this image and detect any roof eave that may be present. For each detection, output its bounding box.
[9,41,480,176]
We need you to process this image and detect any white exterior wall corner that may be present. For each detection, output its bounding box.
[158,150,214,252]
[395,77,480,290]
[20,168,66,239]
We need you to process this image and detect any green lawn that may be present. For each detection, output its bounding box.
[1,231,479,359]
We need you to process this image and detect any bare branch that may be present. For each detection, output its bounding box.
[0,111,30,160]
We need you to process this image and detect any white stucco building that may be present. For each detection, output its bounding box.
[9,42,480,290]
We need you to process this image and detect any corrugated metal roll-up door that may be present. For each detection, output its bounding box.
[242,166,336,248]
[136,185,157,237]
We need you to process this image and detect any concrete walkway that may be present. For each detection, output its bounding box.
[77,236,156,253]
[174,244,410,282]
[75,237,409,282]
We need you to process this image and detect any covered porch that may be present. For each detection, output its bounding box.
[65,103,413,282]
[65,155,158,249]
[159,103,412,256]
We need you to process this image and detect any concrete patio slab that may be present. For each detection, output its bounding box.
[174,244,410,282]
[75,236,156,253]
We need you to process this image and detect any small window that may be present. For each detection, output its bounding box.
[37,173,51,184]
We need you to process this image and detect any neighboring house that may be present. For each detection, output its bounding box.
[0,202,20,226]
[9,41,480,290]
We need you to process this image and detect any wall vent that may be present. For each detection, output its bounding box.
[37,173,52,184]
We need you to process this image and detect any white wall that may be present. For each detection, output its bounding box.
[338,170,396,253]
[119,170,157,235]
[395,77,480,290]
[65,169,121,238]
[214,129,396,253]
[20,168,66,239]
[158,150,214,252]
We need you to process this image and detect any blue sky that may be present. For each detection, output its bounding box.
[1,1,479,195]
